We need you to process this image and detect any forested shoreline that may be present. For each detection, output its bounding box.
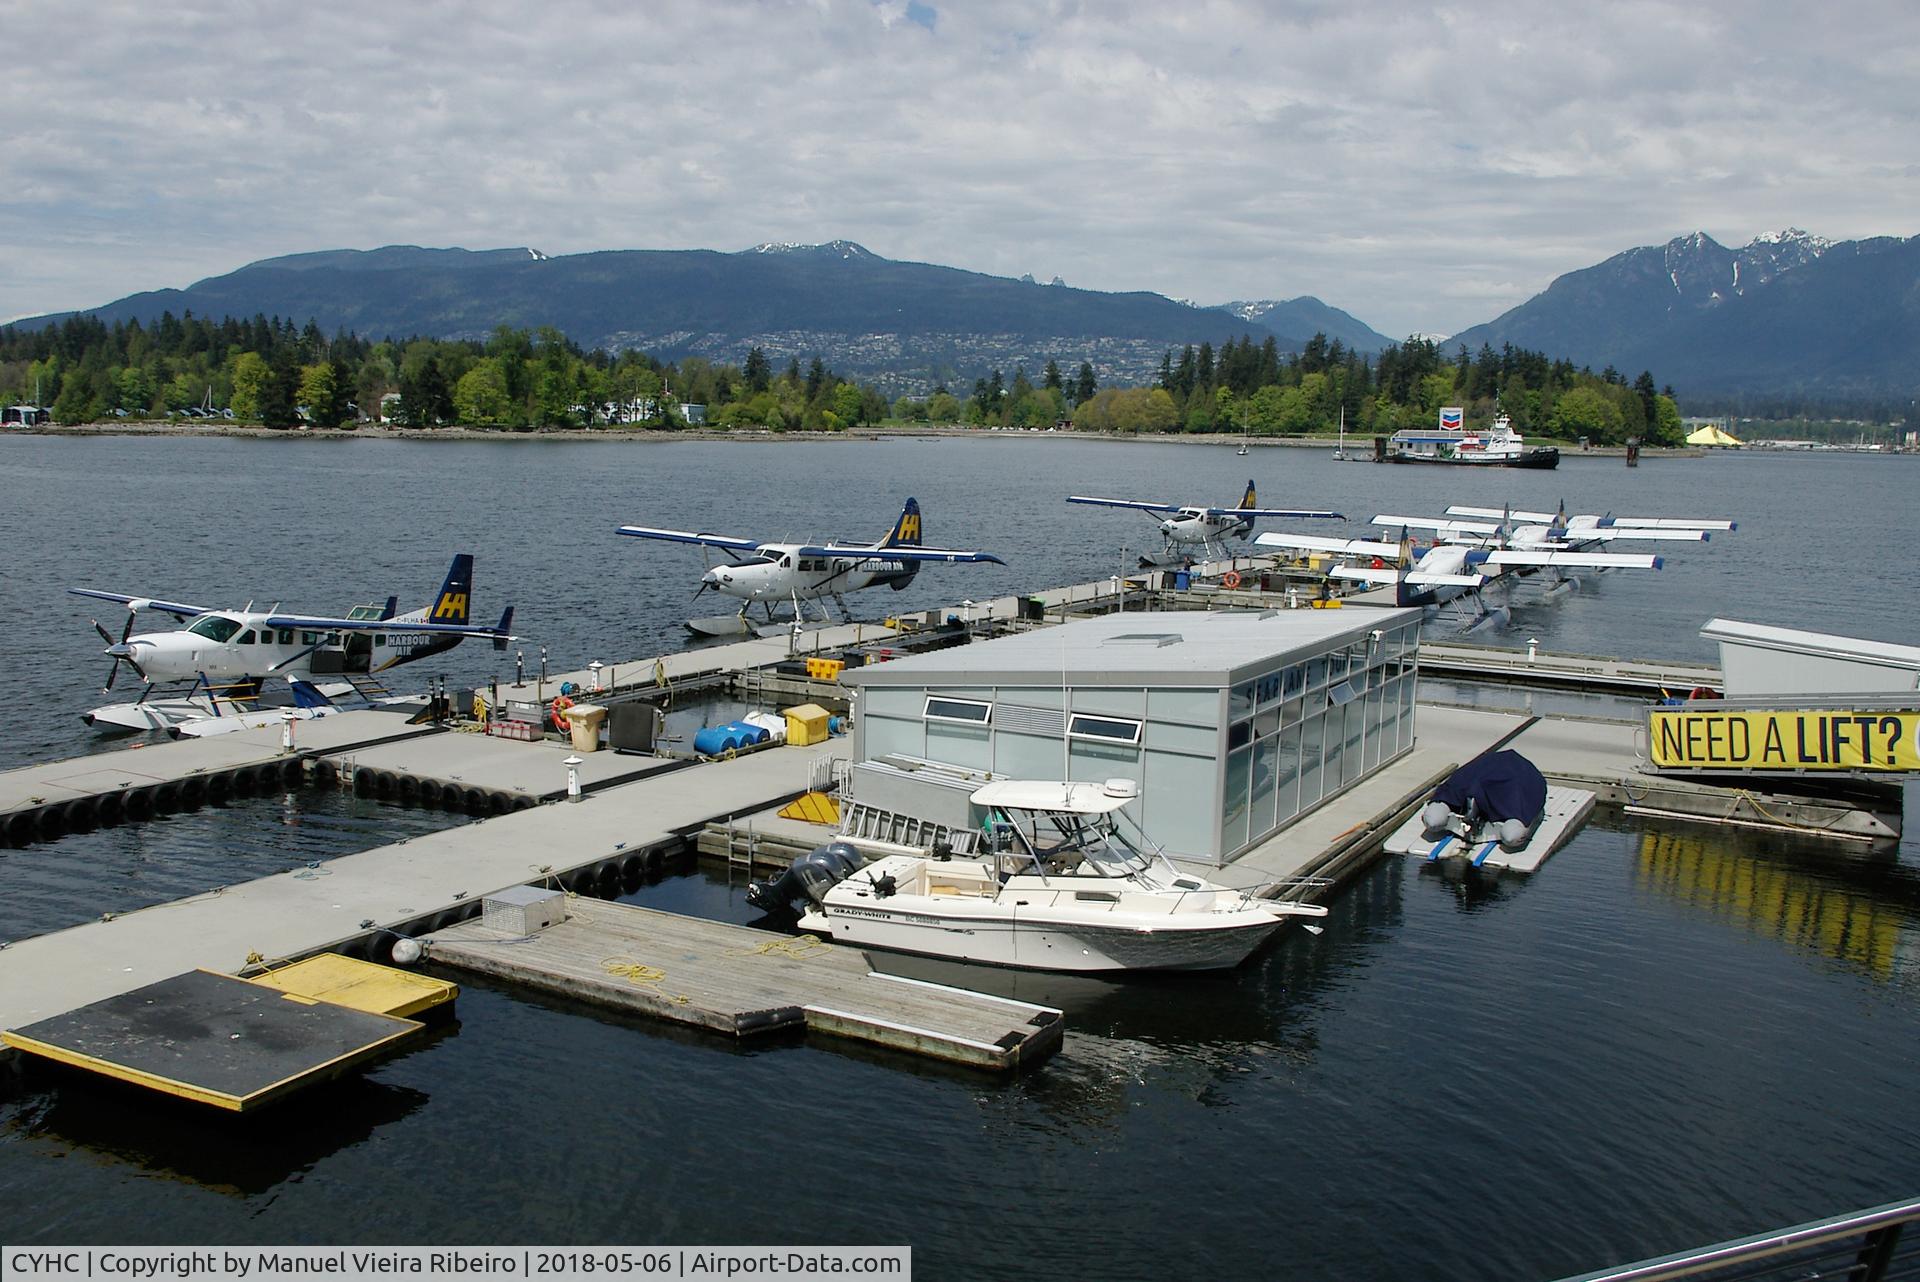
[2,311,1683,444]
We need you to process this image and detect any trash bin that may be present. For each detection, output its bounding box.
[563,703,607,752]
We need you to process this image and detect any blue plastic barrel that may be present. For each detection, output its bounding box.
[1174,571,1191,590]
[693,725,735,755]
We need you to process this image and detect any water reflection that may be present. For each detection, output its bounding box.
[3,1036,442,1197]
[1632,821,1920,981]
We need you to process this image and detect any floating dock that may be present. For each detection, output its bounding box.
[0,740,837,1034]
[1,968,431,1112]
[1382,785,1598,872]
[424,896,1062,1071]
[0,709,438,844]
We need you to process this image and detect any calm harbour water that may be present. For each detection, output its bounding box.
[0,434,1917,1279]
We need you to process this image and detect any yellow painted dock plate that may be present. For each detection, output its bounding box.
[248,953,458,1020]
[2,969,423,1112]
[778,791,840,825]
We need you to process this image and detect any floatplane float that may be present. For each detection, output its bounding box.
[70,554,514,733]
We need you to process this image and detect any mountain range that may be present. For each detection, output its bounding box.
[24,242,1390,395]
[15,229,1917,401]
[1448,228,1920,400]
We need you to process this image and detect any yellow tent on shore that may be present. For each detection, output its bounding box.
[1686,424,1742,447]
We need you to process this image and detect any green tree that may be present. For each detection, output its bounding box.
[229,351,270,421]
[926,391,962,423]
[1554,385,1621,443]
[296,363,337,426]
[453,358,514,425]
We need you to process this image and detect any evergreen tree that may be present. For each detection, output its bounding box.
[1074,361,1096,404]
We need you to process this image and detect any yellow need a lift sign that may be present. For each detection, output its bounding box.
[1649,708,1920,772]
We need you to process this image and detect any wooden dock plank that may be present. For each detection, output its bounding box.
[324,732,680,801]
[423,898,1061,1071]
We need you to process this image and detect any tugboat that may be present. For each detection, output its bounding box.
[1387,408,1559,469]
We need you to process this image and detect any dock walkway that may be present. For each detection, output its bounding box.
[0,741,837,1033]
[0,710,439,842]
[1418,641,1722,695]
[425,897,1061,1071]
[323,730,682,807]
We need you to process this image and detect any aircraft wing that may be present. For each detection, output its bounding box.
[807,544,1005,565]
[1206,506,1345,520]
[1328,566,1403,585]
[1255,532,1404,558]
[1446,504,1559,525]
[615,525,765,552]
[1446,506,1736,532]
[1406,571,1489,586]
[1066,495,1180,514]
[1577,528,1710,543]
[68,588,213,620]
[1484,551,1664,570]
[1601,516,1736,531]
[1373,514,1499,535]
[265,614,518,639]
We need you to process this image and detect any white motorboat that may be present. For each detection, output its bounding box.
[792,779,1327,972]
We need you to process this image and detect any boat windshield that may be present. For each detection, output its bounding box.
[988,807,1157,878]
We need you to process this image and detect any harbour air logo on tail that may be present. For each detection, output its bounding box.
[1440,407,1464,430]
[433,592,468,620]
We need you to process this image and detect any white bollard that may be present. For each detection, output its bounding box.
[281,710,297,753]
[589,660,605,693]
[1527,637,1539,662]
[564,755,583,803]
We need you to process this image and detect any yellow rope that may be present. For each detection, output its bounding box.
[726,933,830,960]
[601,956,691,1004]
[1732,788,1849,834]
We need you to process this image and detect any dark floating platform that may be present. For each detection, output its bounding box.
[2,968,428,1112]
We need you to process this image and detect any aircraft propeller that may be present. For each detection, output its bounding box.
[92,610,146,692]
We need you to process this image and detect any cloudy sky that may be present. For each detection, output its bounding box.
[4,0,1916,337]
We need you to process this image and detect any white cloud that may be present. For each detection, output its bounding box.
[1,0,1915,336]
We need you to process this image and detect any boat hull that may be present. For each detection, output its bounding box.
[1386,448,1559,469]
[798,902,1287,972]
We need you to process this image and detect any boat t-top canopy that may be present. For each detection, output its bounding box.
[970,779,1139,816]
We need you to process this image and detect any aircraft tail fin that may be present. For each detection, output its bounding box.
[1239,480,1257,510]
[428,554,474,625]
[882,498,924,548]
[379,595,398,622]
[492,606,515,651]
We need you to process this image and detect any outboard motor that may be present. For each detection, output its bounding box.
[746,841,865,914]
[1419,749,1548,851]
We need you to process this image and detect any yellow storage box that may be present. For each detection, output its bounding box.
[806,657,845,682]
[783,702,832,746]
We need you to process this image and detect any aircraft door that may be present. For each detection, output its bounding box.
[344,631,373,673]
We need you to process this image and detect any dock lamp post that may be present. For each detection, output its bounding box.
[589,660,605,693]
[564,755,583,803]
[1527,637,1539,662]
[280,708,298,753]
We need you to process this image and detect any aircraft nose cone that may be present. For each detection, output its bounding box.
[704,569,729,586]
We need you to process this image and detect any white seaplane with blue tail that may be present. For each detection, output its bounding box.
[70,554,515,732]
[618,498,1004,634]
[1068,480,1343,566]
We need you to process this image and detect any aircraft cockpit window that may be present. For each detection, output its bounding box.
[236,630,256,645]
[187,615,242,643]
[780,555,793,568]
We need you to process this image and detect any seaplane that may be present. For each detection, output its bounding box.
[1253,513,1671,632]
[616,498,1005,635]
[70,554,515,731]
[1067,480,1344,566]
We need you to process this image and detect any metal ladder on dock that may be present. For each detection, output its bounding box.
[837,802,978,855]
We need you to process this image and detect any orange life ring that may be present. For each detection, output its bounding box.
[550,694,575,732]
[1220,570,1242,589]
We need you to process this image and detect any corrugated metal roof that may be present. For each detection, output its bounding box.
[844,607,1421,688]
